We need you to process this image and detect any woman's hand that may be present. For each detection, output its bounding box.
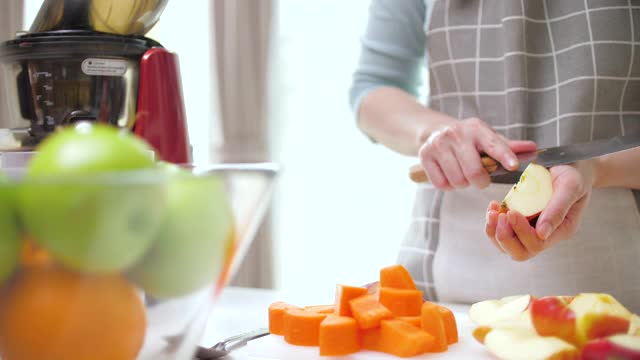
[418,118,537,191]
[484,160,596,261]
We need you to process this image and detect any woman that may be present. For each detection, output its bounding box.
[350,0,640,312]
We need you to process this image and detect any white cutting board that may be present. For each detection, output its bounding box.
[244,311,492,360]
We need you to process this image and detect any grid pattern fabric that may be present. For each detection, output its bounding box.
[398,0,640,304]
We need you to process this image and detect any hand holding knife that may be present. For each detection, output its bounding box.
[409,134,640,184]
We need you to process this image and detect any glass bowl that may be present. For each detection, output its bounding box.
[0,162,278,360]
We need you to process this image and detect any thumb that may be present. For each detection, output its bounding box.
[536,178,581,240]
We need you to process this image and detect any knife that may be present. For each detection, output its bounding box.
[409,133,640,184]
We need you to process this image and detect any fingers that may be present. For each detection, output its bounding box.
[536,168,585,240]
[419,118,532,190]
[495,213,529,261]
[475,127,519,171]
[455,141,491,188]
[507,140,537,154]
[544,194,590,242]
[421,158,453,190]
[507,211,544,256]
[485,203,504,253]
[436,147,470,189]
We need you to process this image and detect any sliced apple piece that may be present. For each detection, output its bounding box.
[568,293,632,345]
[531,296,577,345]
[484,322,580,360]
[469,294,534,327]
[582,334,640,360]
[472,326,493,344]
[629,314,640,337]
[500,163,553,219]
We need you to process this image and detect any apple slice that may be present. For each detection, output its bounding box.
[531,296,577,345]
[582,334,640,360]
[484,322,580,360]
[628,314,640,337]
[469,294,534,327]
[568,293,632,345]
[500,163,553,219]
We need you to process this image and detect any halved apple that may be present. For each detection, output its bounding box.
[484,322,580,360]
[629,314,640,336]
[531,296,577,345]
[568,293,632,345]
[500,163,553,220]
[469,294,534,327]
[582,334,640,360]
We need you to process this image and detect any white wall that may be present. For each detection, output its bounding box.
[271,0,420,302]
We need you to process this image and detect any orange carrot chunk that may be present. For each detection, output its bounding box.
[283,309,327,346]
[421,302,448,352]
[304,304,335,314]
[378,287,424,316]
[378,320,435,358]
[397,316,422,328]
[319,315,360,356]
[437,305,459,344]
[361,328,383,352]
[334,284,368,316]
[379,264,417,290]
[268,302,300,335]
[349,295,393,329]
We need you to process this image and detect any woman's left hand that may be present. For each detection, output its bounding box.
[484,160,596,261]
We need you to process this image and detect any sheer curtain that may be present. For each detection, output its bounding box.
[0,0,24,124]
[210,0,275,288]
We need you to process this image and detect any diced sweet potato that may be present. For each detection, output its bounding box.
[349,295,393,329]
[319,315,360,356]
[268,302,300,335]
[335,285,368,316]
[378,287,423,316]
[283,309,327,346]
[380,265,417,290]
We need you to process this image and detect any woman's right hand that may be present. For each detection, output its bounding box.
[418,118,537,191]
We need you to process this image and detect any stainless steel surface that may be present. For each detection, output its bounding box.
[194,328,271,360]
[30,0,169,36]
[490,133,640,181]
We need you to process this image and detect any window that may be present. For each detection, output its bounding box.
[272,0,418,300]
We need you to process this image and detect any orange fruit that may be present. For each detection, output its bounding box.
[0,266,146,360]
[20,237,53,267]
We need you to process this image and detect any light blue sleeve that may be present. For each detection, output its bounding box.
[349,0,427,117]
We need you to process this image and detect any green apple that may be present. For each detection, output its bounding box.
[19,123,167,273]
[0,174,19,285]
[128,167,234,298]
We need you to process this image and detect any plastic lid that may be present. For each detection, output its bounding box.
[0,30,162,61]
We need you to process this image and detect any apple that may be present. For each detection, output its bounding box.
[629,314,640,336]
[531,296,577,345]
[568,293,632,345]
[484,322,580,360]
[582,334,640,360]
[469,294,534,326]
[0,174,19,285]
[472,325,493,344]
[127,166,235,298]
[19,122,166,273]
[500,163,553,219]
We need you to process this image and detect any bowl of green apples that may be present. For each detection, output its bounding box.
[0,122,278,360]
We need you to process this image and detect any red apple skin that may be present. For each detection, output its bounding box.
[583,315,630,343]
[531,296,577,345]
[582,336,640,360]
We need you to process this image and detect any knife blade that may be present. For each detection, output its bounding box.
[409,133,640,184]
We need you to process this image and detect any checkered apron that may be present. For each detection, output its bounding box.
[398,0,640,312]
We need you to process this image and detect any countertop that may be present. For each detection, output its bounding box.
[201,287,492,360]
